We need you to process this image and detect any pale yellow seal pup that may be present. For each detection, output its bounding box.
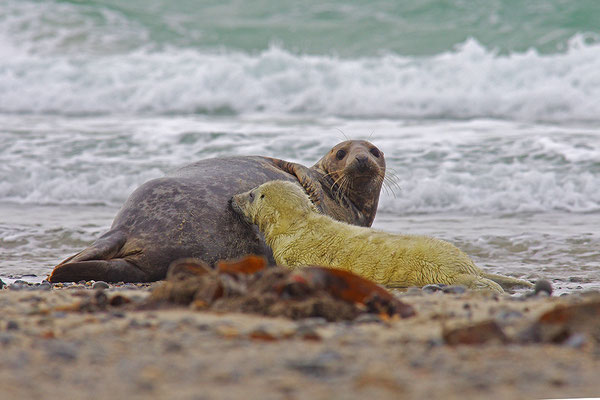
[231,180,534,293]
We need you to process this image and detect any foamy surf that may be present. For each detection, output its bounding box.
[1,37,600,122]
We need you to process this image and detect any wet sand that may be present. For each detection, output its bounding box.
[1,281,600,400]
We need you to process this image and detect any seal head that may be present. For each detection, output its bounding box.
[311,140,386,226]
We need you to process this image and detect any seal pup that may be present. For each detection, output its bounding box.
[231,180,534,293]
[49,140,386,283]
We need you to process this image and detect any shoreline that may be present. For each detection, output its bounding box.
[1,282,600,399]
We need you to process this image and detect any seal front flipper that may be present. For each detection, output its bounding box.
[267,158,324,207]
[49,230,151,282]
[481,272,534,290]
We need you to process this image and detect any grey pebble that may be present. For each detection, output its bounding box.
[286,350,343,378]
[534,279,553,296]
[296,317,328,329]
[92,281,110,290]
[564,333,587,348]
[353,314,384,324]
[0,278,5,289]
[495,310,524,322]
[568,276,589,283]
[163,340,183,353]
[0,333,15,346]
[6,320,19,330]
[37,282,52,291]
[422,284,444,293]
[8,283,26,291]
[405,287,423,296]
[442,285,467,294]
[295,325,321,340]
[45,341,79,362]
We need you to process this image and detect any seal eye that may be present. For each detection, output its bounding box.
[260,194,265,199]
[336,150,346,160]
[370,148,380,158]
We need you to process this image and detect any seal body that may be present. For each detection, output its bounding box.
[49,140,386,282]
[231,180,534,293]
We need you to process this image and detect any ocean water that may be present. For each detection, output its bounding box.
[1,0,599,293]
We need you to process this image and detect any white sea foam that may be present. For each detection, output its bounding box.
[1,35,600,122]
[1,116,599,214]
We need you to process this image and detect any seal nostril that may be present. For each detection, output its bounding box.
[356,155,368,171]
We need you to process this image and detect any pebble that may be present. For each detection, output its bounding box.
[422,284,444,293]
[0,333,14,346]
[353,314,384,324]
[45,341,79,362]
[564,333,587,349]
[286,350,342,377]
[6,320,19,330]
[534,279,553,296]
[92,281,110,290]
[405,287,423,296]
[495,310,524,322]
[442,285,467,294]
[568,276,588,283]
[163,340,183,353]
[8,283,26,291]
[0,278,5,289]
[37,282,52,291]
[295,325,322,341]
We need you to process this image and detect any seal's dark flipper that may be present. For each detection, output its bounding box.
[49,259,150,283]
[49,230,149,282]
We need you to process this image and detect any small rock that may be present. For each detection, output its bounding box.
[353,314,384,324]
[37,282,52,291]
[405,287,422,296]
[0,333,14,346]
[564,333,587,349]
[443,320,509,345]
[92,281,110,290]
[6,320,19,331]
[0,278,5,289]
[45,341,79,362]
[286,351,342,377]
[295,325,321,341]
[495,310,524,322]
[163,340,183,352]
[109,294,132,307]
[534,279,553,296]
[13,280,29,285]
[442,285,467,294]
[8,283,25,291]
[569,276,588,283]
[422,284,444,293]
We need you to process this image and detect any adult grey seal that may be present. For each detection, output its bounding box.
[49,140,386,282]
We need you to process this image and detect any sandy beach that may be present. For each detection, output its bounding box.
[2,280,600,400]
